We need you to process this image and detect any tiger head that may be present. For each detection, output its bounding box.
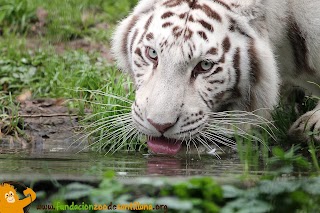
[112,0,283,155]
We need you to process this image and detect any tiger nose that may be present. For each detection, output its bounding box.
[147,119,175,134]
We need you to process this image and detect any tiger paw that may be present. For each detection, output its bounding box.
[289,105,320,142]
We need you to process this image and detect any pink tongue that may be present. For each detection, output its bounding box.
[147,137,182,155]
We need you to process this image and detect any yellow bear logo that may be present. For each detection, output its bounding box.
[0,183,36,213]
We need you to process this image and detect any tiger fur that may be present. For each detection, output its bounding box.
[112,0,320,155]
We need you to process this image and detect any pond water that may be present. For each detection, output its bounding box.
[0,141,252,183]
[0,99,262,183]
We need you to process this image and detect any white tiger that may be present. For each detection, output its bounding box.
[111,0,320,155]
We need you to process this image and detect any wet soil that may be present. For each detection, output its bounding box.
[0,98,88,152]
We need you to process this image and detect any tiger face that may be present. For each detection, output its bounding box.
[112,0,280,155]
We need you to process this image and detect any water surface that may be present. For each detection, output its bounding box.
[0,143,247,183]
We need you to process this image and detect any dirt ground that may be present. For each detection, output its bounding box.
[0,97,89,151]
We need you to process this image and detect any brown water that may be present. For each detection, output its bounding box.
[0,143,246,183]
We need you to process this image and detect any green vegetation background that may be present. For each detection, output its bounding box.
[0,0,137,96]
[1,0,320,212]
[0,0,137,138]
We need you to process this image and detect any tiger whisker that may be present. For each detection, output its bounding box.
[72,99,132,109]
[71,113,133,151]
[74,89,133,104]
[92,124,137,152]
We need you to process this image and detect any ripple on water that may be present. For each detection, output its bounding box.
[0,142,247,182]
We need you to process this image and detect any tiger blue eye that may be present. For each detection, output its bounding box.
[200,61,213,71]
[148,48,158,59]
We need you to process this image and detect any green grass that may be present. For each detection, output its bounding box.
[0,0,36,34]
[0,0,138,41]
[0,44,110,96]
[0,93,22,136]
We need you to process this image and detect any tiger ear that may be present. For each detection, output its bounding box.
[236,0,265,20]
[111,0,157,73]
[235,0,288,40]
[234,0,268,35]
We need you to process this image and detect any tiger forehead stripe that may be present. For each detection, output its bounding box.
[206,47,217,55]
[161,11,175,19]
[184,28,193,40]
[146,32,154,41]
[179,12,188,19]
[162,0,227,23]
[198,31,208,40]
[163,0,198,8]
[173,26,183,38]
[195,4,222,22]
[162,22,173,28]
[163,0,183,7]
[188,15,195,22]
[217,36,231,64]
[212,0,231,10]
[222,36,231,53]
[198,19,214,32]
[144,15,153,30]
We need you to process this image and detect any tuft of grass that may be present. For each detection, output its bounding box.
[267,146,311,176]
[0,93,23,138]
[75,70,140,152]
[0,0,36,34]
[308,140,320,173]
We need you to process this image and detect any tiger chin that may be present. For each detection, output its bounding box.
[111,0,320,155]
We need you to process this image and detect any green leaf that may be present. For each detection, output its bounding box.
[258,180,300,195]
[221,198,272,213]
[63,182,94,200]
[302,177,320,195]
[222,185,244,199]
